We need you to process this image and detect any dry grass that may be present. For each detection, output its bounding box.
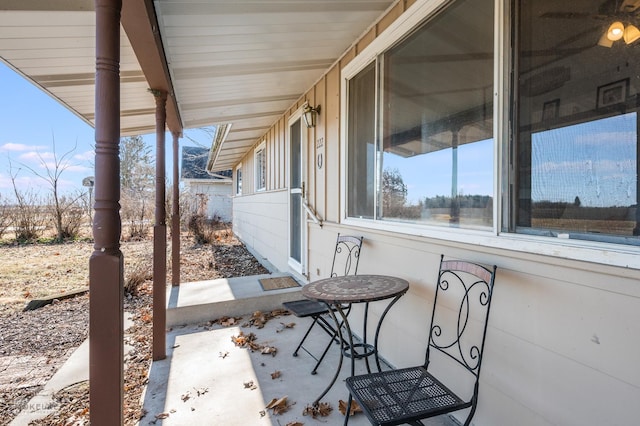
[0,242,93,315]
[0,223,269,425]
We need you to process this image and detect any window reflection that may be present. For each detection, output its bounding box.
[515,0,640,242]
[379,0,494,228]
[346,0,495,229]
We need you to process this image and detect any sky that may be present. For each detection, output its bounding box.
[0,61,212,201]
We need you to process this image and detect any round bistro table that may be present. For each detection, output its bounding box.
[302,274,409,405]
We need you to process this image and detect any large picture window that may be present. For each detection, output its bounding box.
[514,0,640,245]
[346,0,494,229]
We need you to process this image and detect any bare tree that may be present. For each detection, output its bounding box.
[20,137,85,241]
[183,126,216,149]
[119,135,155,240]
[0,193,11,240]
[8,159,46,242]
[165,182,194,236]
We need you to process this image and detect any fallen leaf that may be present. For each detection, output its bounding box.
[231,331,257,347]
[195,387,209,396]
[181,392,191,402]
[155,412,170,419]
[219,351,229,359]
[259,410,266,417]
[303,402,333,418]
[338,399,362,416]
[270,308,291,317]
[266,396,291,415]
[276,322,296,333]
[244,380,257,390]
[221,317,237,326]
[250,311,268,328]
[270,370,281,379]
[286,423,304,426]
[261,345,277,356]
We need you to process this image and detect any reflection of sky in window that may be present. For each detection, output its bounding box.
[531,113,637,207]
[382,139,494,204]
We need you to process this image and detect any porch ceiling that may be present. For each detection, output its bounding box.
[153,0,395,171]
[0,0,167,136]
[0,0,395,170]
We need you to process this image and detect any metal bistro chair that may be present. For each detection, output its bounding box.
[283,234,363,374]
[344,255,497,426]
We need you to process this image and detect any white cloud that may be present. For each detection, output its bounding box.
[0,174,46,193]
[0,143,47,152]
[74,150,95,162]
[18,151,55,162]
[66,164,93,173]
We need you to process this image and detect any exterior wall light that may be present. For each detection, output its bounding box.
[302,102,320,128]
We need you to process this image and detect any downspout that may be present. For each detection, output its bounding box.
[91,0,124,424]
[151,89,167,361]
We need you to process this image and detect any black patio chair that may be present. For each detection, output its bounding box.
[344,255,497,426]
[283,233,363,374]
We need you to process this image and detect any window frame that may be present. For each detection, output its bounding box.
[339,0,639,268]
[254,141,266,192]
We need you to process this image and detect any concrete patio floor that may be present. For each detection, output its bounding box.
[12,272,458,425]
[139,274,459,426]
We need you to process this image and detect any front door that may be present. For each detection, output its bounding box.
[289,115,307,275]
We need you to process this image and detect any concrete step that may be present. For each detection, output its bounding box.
[166,273,303,327]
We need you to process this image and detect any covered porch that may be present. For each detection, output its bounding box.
[2,0,640,425]
[0,0,404,424]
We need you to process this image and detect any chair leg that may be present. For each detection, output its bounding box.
[310,329,337,374]
[343,394,353,426]
[293,316,320,357]
[311,316,347,374]
[463,404,478,426]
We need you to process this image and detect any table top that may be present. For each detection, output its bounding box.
[302,274,409,304]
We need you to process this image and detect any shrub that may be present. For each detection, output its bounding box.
[187,214,222,244]
[124,258,152,296]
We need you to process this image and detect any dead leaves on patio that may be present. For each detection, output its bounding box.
[230,330,278,356]
[265,395,292,415]
[246,308,292,329]
[227,309,295,356]
[303,402,333,418]
[338,399,363,416]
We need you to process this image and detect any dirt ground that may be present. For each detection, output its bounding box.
[0,226,269,425]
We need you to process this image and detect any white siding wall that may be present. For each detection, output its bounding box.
[306,224,640,426]
[186,180,232,222]
[227,0,640,423]
[233,189,289,272]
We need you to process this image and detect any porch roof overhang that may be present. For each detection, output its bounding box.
[0,0,396,168]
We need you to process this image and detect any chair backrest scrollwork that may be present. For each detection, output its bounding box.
[425,255,497,386]
[330,234,363,278]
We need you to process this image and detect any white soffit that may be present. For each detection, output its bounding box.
[153,0,394,171]
[0,1,156,136]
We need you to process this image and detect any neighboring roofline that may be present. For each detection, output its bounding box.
[207,173,233,180]
[182,177,232,183]
[206,123,232,172]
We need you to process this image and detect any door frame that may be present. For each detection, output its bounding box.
[287,106,308,275]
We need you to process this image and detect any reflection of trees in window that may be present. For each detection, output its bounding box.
[515,1,639,243]
[382,168,420,219]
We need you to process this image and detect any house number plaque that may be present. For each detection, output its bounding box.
[316,137,324,170]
